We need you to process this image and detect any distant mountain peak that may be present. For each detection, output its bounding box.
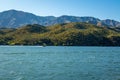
[0,9,120,28]
[1,9,23,13]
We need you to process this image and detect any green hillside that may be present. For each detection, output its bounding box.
[0,22,120,46]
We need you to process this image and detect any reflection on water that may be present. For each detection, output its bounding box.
[0,46,120,80]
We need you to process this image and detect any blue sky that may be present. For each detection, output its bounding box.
[0,0,120,21]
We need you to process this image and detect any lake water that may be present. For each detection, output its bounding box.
[0,46,120,80]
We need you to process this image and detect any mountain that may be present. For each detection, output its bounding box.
[0,10,45,28]
[0,22,120,46]
[0,10,120,28]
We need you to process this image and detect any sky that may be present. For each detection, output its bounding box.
[0,0,120,21]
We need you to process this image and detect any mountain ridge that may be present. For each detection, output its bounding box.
[0,9,120,28]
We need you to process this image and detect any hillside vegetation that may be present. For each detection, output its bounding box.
[0,22,120,46]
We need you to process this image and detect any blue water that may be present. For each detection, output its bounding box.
[0,46,120,80]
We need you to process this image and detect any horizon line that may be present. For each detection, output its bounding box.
[0,9,119,22]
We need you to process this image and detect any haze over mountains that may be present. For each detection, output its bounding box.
[0,9,120,28]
